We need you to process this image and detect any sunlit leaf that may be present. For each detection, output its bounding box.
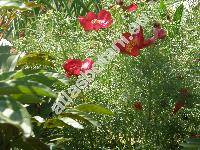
[0,97,32,137]
[0,79,56,98]
[59,117,84,129]
[62,110,100,127]
[0,0,40,10]
[75,104,114,115]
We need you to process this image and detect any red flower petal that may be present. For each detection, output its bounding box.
[130,48,140,57]
[83,21,95,31]
[86,12,97,20]
[122,32,132,41]
[78,12,97,31]
[98,10,111,21]
[78,10,113,31]
[78,17,86,26]
[153,27,166,39]
[126,3,138,12]
[81,58,94,72]
[142,37,156,48]
[116,25,166,57]
[134,26,145,47]
[115,27,144,57]
[93,23,102,31]
[63,58,94,78]
[97,10,113,28]
[63,59,82,77]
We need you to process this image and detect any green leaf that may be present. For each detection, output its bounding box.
[0,46,11,53]
[0,79,56,98]
[17,52,55,68]
[172,3,184,35]
[62,110,100,127]
[0,97,32,137]
[75,104,114,115]
[44,118,67,128]
[10,94,41,104]
[3,54,21,71]
[159,0,167,19]
[0,54,10,72]
[12,71,68,87]
[32,116,45,123]
[43,113,85,129]
[0,53,24,73]
[0,71,16,81]
[173,3,184,23]
[59,117,84,129]
[0,0,40,10]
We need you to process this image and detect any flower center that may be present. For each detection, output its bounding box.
[91,19,105,24]
[125,39,137,53]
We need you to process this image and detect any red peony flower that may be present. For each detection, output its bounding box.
[172,101,184,114]
[63,58,94,77]
[133,101,143,111]
[115,25,166,57]
[78,10,113,31]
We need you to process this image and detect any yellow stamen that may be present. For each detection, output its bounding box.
[125,39,137,53]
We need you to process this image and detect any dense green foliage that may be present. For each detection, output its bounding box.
[0,0,199,149]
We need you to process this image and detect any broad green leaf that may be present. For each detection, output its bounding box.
[13,71,68,87]
[37,107,85,130]
[17,52,55,68]
[0,54,10,72]
[0,70,45,81]
[0,0,40,10]
[10,94,41,104]
[75,104,114,115]
[0,71,16,81]
[0,97,32,137]
[2,53,21,71]
[10,69,45,78]
[59,117,84,129]
[44,118,67,128]
[0,46,11,53]
[32,116,45,123]
[0,52,24,73]
[0,79,56,98]
[62,110,100,127]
